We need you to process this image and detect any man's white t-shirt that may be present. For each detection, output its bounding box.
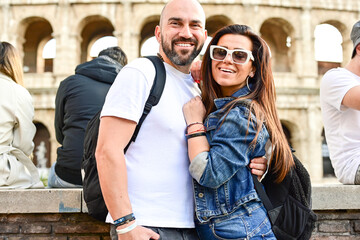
[101,57,200,227]
[320,67,360,184]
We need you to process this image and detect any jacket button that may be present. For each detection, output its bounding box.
[198,193,204,198]
[202,216,207,220]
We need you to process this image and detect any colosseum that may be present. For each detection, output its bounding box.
[1,0,359,183]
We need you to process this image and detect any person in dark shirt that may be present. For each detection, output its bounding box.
[49,46,127,188]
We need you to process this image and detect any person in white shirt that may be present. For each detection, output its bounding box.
[320,20,360,184]
[96,0,268,239]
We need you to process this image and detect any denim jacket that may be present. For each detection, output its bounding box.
[189,86,270,223]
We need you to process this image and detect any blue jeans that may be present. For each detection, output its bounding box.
[47,163,82,188]
[195,202,276,240]
[110,224,199,240]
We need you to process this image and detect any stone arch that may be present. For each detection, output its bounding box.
[320,20,347,40]
[260,18,295,73]
[316,20,347,74]
[33,122,51,169]
[77,15,115,63]
[206,15,232,37]
[139,15,160,56]
[37,36,54,73]
[17,17,53,73]
[280,119,301,151]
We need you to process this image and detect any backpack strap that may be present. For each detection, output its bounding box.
[252,174,274,211]
[125,55,166,152]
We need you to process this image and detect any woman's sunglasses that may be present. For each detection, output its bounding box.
[210,45,254,65]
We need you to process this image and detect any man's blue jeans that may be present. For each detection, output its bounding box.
[47,163,82,188]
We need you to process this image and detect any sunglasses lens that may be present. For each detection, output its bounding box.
[212,47,227,61]
[232,51,248,64]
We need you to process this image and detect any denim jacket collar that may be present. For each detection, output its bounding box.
[213,84,252,110]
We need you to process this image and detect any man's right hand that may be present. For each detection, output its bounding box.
[118,225,160,240]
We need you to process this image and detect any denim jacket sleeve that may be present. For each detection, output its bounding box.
[189,105,269,188]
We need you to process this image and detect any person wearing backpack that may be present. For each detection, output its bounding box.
[182,24,294,239]
[49,47,127,188]
[95,1,268,239]
[320,20,360,184]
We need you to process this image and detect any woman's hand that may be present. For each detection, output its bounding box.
[249,157,268,180]
[190,60,202,84]
[183,96,206,125]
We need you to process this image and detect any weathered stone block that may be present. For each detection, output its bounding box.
[318,220,351,233]
[0,223,19,233]
[22,223,52,234]
[53,222,109,234]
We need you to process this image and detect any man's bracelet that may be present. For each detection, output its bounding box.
[116,221,137,235]
[114,216,135,227]
[113,213,135,227]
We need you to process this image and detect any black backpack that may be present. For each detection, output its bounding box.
[82,55,166,222]
[253,153,317,240]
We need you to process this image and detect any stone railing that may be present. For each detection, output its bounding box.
[1,184,360,239]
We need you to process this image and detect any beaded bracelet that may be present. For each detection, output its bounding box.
[186,132,206,139]
[113,213,135,227]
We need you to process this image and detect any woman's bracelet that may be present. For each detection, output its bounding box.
[114,213,136,227]
[116,221,137,235]
[186,131,206,139]
[186,122,204,133]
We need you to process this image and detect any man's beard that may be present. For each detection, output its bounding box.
[161,36,204,66]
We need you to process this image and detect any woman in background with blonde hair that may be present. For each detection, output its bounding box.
[0,41,43,189]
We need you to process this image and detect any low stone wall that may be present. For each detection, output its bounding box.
[0,189,109,239]
[0,213,110,240]
[311,184,360,239]
[1,184,360,239]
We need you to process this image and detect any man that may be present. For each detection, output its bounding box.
[49,47,127,188]
[320,20,360,184]
[96,1,266,239]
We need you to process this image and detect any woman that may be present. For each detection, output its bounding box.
[0,41,43,189]
[183,24,294,239]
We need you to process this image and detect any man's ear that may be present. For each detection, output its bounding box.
[155,25,161,43]
[356,44,360,55]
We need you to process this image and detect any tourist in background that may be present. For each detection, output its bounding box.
[320,20,360,184]
[0,41,44,189]
[49,46,127,188]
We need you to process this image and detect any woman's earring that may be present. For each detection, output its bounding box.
[246,76,251,91]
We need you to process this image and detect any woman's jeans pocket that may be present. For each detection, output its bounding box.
[196,203,276,240]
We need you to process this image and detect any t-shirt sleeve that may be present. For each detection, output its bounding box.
[100,58,156,123]
[321,69,360,112]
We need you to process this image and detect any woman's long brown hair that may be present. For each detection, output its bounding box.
[201,24,294,183]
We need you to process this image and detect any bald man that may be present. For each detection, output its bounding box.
[96,1,265,239]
